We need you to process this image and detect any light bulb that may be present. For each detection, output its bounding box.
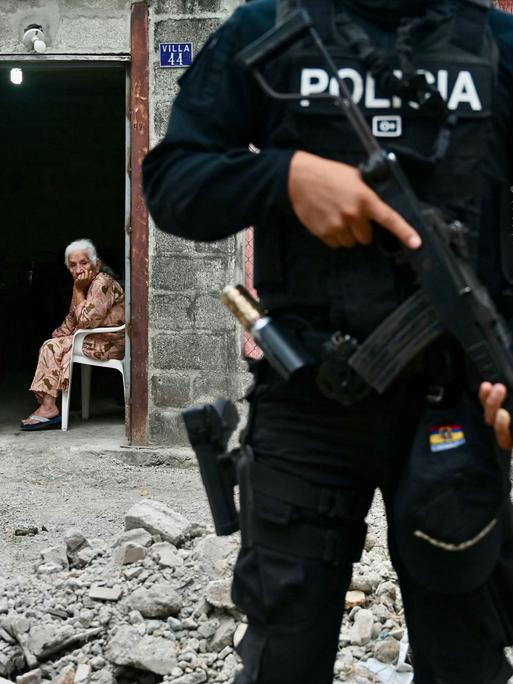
[33,37,46,53]
[10,68,22,85]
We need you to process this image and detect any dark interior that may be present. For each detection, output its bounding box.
[0,63,126,424]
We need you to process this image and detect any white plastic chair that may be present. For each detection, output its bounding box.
[61,325,126,431]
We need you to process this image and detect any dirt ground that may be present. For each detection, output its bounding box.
[0,414,211,578]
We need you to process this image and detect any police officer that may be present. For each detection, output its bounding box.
[143,1,513,682]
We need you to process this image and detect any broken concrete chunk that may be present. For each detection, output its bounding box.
[27,623,74,659]
[123,566,143,580]
[105,625,177,675]
[125,500,191,545]
[233,623,247,649]
[37,563,63,575]
[193,535,238,579]
[74,539,107,568]
[63,528,87,553]
[373,636,401,664]
[74,662,91,684]
[152,542,183,569]
[205,579,235,611]
[111,542,145,566]
[345,590,366,609]
[113,528,153,548]
[168,674,207,684]
[350,609,374,646]
[0,650,19,676]
[0,627,15,644]
[88,585,122,602]
[40,546,68,570]
[54,665,75,684]
[16,669,42,684]
[126,583,182,618]
[210,618,236,652]
[89,672,115,684]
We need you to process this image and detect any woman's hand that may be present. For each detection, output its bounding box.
[479,382,512,450]
[74,271,94,292]
[288,151,422,250]
[72,271,94,306]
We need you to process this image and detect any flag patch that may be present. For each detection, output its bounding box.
[429,425,466,452]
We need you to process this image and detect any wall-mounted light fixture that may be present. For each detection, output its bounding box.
[10,68,23,85]
[23,24,47,53]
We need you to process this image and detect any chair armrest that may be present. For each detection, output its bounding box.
[72,325,126,355]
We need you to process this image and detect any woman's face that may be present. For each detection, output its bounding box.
[68,250,97,280]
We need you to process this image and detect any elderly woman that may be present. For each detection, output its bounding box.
[20,239,125,430]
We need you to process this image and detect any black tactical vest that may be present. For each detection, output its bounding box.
[252,0,510,339]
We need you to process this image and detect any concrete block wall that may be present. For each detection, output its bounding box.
[0,0,131,54]
[148,0,248,446]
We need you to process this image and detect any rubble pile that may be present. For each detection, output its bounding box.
[0,499,410,684]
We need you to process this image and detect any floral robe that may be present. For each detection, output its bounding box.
[30,272,125,400]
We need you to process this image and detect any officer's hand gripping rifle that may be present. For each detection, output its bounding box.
[235,9,513,425]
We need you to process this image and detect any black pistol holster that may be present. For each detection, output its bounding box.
[183,398,369,564]
[182,399,240,536]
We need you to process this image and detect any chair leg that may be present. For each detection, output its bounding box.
[120,368,127,404]
[61,361,75,431]
[81,365,92,420]
[61,389,70,431]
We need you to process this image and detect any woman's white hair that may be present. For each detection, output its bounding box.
[64,239,98,267]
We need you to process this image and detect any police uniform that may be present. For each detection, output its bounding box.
[143,1,513,682]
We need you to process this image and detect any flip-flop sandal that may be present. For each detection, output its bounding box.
[19,414,62,431]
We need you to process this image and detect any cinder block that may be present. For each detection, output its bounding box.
[152,230,198,257]
[151,293,195,331]
[61,0,130,11]
[151,257,229,294]
[149,408,190,446]
[195,237,238,255]
[194,294,236,331]
[192,371,244,404]
[153,100,173,142]
[54,15,130,52]
[154,17,223,48]
[151,65,183,105]
[151,372,193,408]
[152,332,228,370]
[155,0,240,15]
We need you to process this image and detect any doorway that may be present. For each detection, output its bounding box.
[0,63,128,431]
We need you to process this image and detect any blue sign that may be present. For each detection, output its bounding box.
[159,43,193,68]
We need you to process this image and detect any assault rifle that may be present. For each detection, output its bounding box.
[234,9,513,421]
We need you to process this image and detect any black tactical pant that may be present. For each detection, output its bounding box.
[231,362,513,684]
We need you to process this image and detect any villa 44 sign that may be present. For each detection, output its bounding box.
[159,43,193,68]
